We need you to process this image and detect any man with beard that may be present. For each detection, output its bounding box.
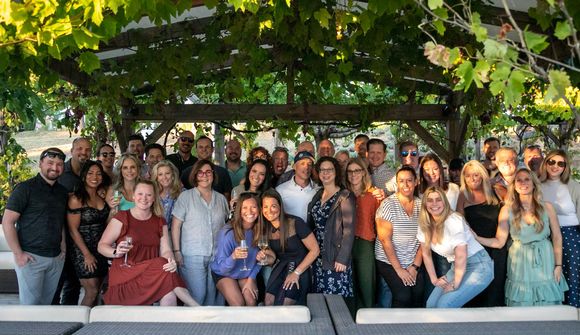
[224,139,246,187]
[491,147,518,203]
[271,147,289,186]
[3,148,68,305]
[58,137,91,193]
[482,137,500,178]
[317,139,335,158]
[276,151,319,222]
[167,131,198,175]
[354,134,369,162]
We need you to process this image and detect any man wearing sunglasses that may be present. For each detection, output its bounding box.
[2,148,68,305]
[167,131,198,175]
[383,141,421,195]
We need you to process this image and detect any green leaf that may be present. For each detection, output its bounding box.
[483,39,507,59]
[554,21,572,40]
[428,0,443,10]
[489,64,511,96]
[48,44,61,59]
[313,8,331,29]
[92,0,104,26]
[0,52,8,72]
[433,20,445,35]
[473,59,490,87]
[359,11,372,34]
[504,70,526,107]
[433,8,448,20]
[545,69,572,102]
[368,0,389,15]
[454,61,474,92]
[471,13,488,42]
[338,61,353,75]
[523,30,549,53]
[77,52,100,74]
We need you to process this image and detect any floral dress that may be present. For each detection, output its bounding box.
[312,192,354,297]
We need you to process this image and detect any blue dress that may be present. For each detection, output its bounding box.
[312,193,353,297]
[505,209,569,306]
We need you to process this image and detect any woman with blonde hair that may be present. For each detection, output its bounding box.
[539,150,580,307]
[474,168,568,306]
[344,157,380,309]
[107,154,141,212]
[151,160,183,229]
[456,160,505,306]
[419,186,493,308]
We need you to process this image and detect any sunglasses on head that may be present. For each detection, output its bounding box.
[180,137,195,143]
[547,159,566,168]
[99,152,116,158]
[401,151,418,157]
[41,151,66,161]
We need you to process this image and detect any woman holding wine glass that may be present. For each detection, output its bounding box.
[258,189,319,305]
[231,159,271,207]
[106,154,141,212]
[210,192,262,306]
[98,180,198,306]
[172,160,229,305]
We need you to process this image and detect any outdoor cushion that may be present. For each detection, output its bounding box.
[0,305,91,324]
[0,229,15,270]
[89,305,311,323]
[356,305,579,324]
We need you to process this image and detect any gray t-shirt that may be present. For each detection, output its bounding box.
[172,188,229,257]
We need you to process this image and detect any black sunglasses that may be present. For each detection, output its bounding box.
[180,137,194,143]
[41,151,66,161]
[401,151,418,157]
[547,159,566,168]
[99,152,116,158]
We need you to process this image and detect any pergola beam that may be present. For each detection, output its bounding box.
[122,104,457,122]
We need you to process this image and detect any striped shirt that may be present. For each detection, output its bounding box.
[374,194,421,268]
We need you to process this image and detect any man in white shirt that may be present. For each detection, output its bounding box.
[276,151,319,222]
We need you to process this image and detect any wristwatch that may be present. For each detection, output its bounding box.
[112,248,117,257]
[409,264,420,270]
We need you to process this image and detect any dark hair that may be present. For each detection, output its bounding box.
[261,188,295,252]
[189,159,217,188]
[354,134,369,142]
[396,165,418,197]
[196,135,213,147]
[315,156,342,187]
[419,153,448,193]
[96,143,114,156]
[272,147,289,159]
[74,161,111,205]
[127,134,145,146]
[448,157,464,171]
[243,159,272,193]
[246,146,272,167]
[484,137,500,146]
[145,143,166,158]
[231,192,261,246]
[40,147,66,161]
[366,138,386,152]
[72,137,91,149]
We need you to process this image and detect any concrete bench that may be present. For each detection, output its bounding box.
[0,227,18,294]
[0,305,90,335]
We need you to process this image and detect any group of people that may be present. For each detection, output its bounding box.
[2,132,578,312]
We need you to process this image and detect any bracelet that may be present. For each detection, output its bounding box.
[173,250,181,253]
[293,269,302,276]
[555,264,562,267]
[410,264,420,270]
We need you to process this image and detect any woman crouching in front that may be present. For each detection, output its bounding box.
[418,186,494,308]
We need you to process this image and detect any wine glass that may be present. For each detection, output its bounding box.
[239,239,250,271]
[121,236,133,267]
[113,190,121,211]
[257,234,269,265]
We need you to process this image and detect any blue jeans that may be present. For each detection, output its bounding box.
[427,249,493,308]
[15,253,64,305]
[180,255,223,306]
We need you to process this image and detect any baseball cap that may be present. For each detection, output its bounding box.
[293,151,315,165]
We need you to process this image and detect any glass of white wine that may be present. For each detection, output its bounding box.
[257,234,269,265]
[120,236,133,267]
[239,239,250,271]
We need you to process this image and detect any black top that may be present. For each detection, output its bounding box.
[181,164,233,195]
[269,215,311,264]
[5,174,68,257]
[464,203,501,238]
[57,159,82,193]
[166,153,198,175]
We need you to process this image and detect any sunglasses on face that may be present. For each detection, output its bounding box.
[99,152,116,158]
[180,137,194,143]
[41,151,66,161]
[401,151,418,157]
[547,159,566,168]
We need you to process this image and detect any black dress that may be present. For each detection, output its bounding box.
[464,203,507,306]
[266,215,312,305]
[69,205,110,279]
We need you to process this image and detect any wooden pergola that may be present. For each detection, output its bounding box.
[47,0,543,162]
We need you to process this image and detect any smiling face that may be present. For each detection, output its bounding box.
[319,161,336,186]
[196,163,214,189]
[425,191,445,219]
[262,196,281,224]
[272,150,288,176]
[396,170,416,198]
[514,170,534,196]
[248,162,267,190]
[156,166,174,189]
[317,139,335,158]
[422,160,441,186]
[178,131,195,154]
[121,158,138,182]
[72,139,91,165]
[496,149,517,178]
[367,143,386,169]
[354,137,368,159]
[97,146,115,168]
[84,164,103,189]
[346,161,364,187]
[463,165,483,191]
[240,197,259,229]
[225,140,241,162]
[546,154,566,180]
[294,158,313,182]
[127,139,144,160]
[146,148,164,168]
[196,138,213,161]
[400,144,419,169]
[39,155,64,181]
[133,183,155,210]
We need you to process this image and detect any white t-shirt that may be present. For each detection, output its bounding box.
[541,179,579,227]
[417,212,484,262]
[446,183,460,211]
[276,177,319,222]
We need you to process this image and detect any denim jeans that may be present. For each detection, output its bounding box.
[180,255,223,306]
[15,253,64,305]
[427,249,493,308]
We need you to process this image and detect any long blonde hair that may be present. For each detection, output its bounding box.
[418,186,452,244]
[113,154,141,193]
[151,160,181,200]
[460,160,498,205]
[506,168,544,233]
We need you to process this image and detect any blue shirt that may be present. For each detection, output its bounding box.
[210,226,261,279]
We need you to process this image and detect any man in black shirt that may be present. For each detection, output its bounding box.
[166,131,198,175]
[2,148,68,305]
